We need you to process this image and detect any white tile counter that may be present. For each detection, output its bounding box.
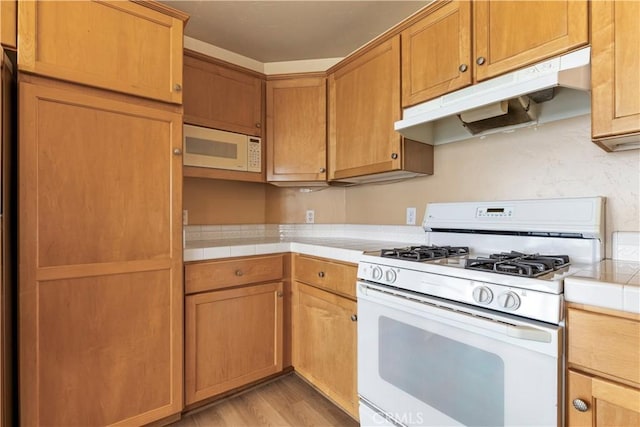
[565,259,640,314]
[184,237,415,264]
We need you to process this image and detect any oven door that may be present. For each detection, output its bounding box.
[357,281,562,427]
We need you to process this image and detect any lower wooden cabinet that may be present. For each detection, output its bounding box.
[567,369,640,426]
[293,281,358,418]
[566,305,640,426]
[185,282,284,405]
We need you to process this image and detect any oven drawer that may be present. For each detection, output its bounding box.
[294,255,357,298]
[567,308,640,384]
[185,255,284,294]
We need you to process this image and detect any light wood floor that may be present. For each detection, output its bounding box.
[171,374,359,427]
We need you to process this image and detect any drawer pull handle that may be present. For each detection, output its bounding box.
[351,314,358,322]
[318,271,325,278]
[235,270,243,277]
[572,399,589,412]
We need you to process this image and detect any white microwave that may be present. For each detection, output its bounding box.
[183,124,261,172]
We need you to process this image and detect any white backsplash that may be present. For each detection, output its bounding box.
[612,231,640,262]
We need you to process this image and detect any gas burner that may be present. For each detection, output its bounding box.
[381,245,469,262]
[465,251,570,278]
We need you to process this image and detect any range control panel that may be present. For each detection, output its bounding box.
[476,206,514,218]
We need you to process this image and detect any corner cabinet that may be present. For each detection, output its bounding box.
[292,255,358,419]
[566,305,640,426]
[19,76,184,426]
[266,76,327,185]
[184,255,284,407]
[591,0,640,151]
[328,35,433,182]
[17,0,187,104]
[183,50,264,137]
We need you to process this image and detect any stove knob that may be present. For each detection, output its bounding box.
[385,269,397,284]
[472,286,493,304]
[371,266,383,281]
[498,291,521,310]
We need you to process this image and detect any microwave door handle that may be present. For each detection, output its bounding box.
[506,324,552,343]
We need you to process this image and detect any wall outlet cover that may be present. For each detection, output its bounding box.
[406,207,417,225]
[305,210,315,224]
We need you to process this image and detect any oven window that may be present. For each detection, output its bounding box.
[378,316,505,426]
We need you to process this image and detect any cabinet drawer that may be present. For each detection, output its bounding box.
[568,308,640,384]
[185,255,284,294]
[294,255,357,298]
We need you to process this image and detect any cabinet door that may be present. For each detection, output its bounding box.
[567,370,640,427]
[293,282,358,418]
[266,77,327,183]
[19,78,183,426]
[473,0,588,81]
[401,0,472,107]
[184,51,263,136]
[18,0,186,104]
[185,282,283,405]
[0,1,16,49]
[591,0,640,143]
[328,35,402,181]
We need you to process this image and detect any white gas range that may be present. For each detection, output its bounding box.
[357,197,604,427]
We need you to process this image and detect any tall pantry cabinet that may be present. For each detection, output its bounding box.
[17,1,188,425]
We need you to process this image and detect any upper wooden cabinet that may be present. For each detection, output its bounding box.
[473,0,588,82]
[328,35,433,182]
[401,0,472,107]
[402,0,588,107]
[17,1,187,104]
[0,1,16,49]
[591,0,640,150]
[184,50,264,137]
[266,76,327,184]
[19,76,184,426]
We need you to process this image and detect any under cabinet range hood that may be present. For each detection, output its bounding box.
[396,48,591,145]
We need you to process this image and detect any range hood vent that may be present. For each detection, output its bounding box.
[396,48,591,145]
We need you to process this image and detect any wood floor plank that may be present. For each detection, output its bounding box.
[172,374,358,427]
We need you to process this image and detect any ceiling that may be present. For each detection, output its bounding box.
[161,1,430,63]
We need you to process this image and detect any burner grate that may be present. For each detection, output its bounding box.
[381,245,469,261]
[465,251,570,278]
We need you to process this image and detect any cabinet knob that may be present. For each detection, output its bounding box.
[319,167,326,173]
[459,64,468,72]
[277,291,283,298]
[572,399,589,412]
[351,314,358,322]
[173,83,182,92]
[256,123,262,128]
[391,153,398,160]
[476,56,486,65]
[235,269,243,277]
[173,148,182,155]
[318,271,325,278]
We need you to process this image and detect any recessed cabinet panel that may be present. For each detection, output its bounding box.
[401,0,472,106]
[266,77,327,183]
[591,0,640,145]
[183,52,263,137]
[18,0,186,103]
[474,0,588,81]
[329,36,402,180]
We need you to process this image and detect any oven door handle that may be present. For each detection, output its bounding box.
[506,324,552,343]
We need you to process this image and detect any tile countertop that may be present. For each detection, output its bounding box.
[565,259,640,314]
[184,237,412,264]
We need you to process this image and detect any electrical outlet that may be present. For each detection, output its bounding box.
[183,210,188,225]
[406,207,417,225]
[305,210,315,224]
